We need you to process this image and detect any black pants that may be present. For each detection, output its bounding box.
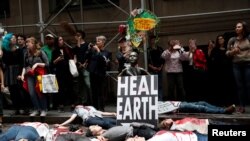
[132,125,157,140]
[90,73,105,111]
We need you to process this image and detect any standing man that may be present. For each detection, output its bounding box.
[115,37,131,73]
[41,34,55,65]
[41,34,55,109]
[72,30,92,106]
[16,34,31,114]
[147,35,165,101]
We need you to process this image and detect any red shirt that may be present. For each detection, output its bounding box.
[193,49,207,70]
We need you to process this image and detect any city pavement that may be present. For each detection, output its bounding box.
[1,104,250,133]
[2,104,250,125]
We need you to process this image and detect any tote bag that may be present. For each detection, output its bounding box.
[69,59,79,77]
[42,74,59,93]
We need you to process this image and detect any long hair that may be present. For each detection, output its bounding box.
[215,34,226,49]
[237,21,249,38]
[26,36,41,57]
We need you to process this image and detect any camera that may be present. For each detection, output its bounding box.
[173,45,181,50]
[173,45,184,53]
[88,43,94,48]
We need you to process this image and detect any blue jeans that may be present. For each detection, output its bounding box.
[84,116,116,129]
[179,101,225,114]
[194,132,208,141]
[233,63,250,107]
[0,125,39,141]
[27,75,47,111]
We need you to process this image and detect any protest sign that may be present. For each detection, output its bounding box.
[117,75,158,127]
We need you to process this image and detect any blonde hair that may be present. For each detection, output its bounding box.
[26,36,41,56]
[96,35,106,43]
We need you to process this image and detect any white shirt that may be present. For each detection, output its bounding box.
[148,130,198,141]
[73,105,102,121]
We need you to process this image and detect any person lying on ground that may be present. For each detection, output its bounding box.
[85,123,158,141]
[159,117,236,135]
[158,101,236,114]
[0,125,39,141]
[0,122,49,141]
[54,105,117,129]
[40,124,86,141]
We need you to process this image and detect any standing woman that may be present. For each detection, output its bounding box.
[226,21,250,113]
[161,40,189,101]
[21,37,49,116]
[208,35,236,106]
[1,33,24,115]
[52,36,74,112]
[88,35,112,110]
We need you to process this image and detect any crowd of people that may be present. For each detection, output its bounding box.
[0,20,249,140]
[0,116,238,141]
[0,30,114,118]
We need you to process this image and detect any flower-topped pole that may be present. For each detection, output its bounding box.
[126,8,160,69]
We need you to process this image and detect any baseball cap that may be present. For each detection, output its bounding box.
[45,34,54,38]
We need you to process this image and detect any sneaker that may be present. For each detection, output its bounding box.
[30,110,39,116]
[40,110,47,116]
[225,104,236,114]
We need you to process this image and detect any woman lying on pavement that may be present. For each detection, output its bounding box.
[4,122,87,141]
[85,122,159,141]
[0,125,39,141]
[0,122,49,141]
[54,105,117,129]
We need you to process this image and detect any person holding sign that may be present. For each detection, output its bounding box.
[117,49,158,127]
[54,105,116,129]
[118,49,150,76]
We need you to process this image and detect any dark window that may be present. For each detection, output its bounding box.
[0,0,10,19]
[49,0,119,13]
